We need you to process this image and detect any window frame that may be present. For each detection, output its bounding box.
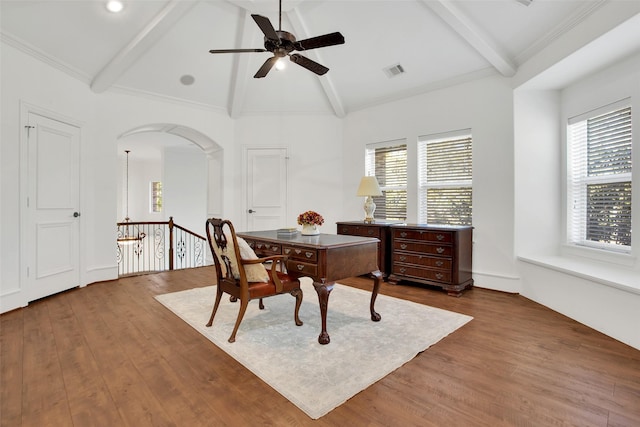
[417,129,473,226]
[566,99,632,255]
[365,139,407,221]
[150,181,163,213]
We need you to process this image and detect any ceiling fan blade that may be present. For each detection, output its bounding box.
[251,14,280,41]
[295,32,345,51]
[289,54,329,76]
[209,48,267,54]
[254,56,279,78]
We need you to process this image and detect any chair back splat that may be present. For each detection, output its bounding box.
[205,218,303,342]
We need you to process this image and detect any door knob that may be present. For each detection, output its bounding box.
[248,209,256,213]
[73,212,81,217]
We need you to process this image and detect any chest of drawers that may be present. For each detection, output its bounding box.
[388,224,473,296]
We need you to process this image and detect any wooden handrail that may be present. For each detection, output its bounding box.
[117,217,206,274]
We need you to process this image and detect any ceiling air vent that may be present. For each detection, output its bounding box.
[383,64,405,78]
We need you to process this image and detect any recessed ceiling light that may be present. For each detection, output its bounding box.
[106,1,124,13]
[180,75,195,86]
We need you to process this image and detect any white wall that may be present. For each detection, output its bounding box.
[233,114,344,233]
[117,155,163,223]
[163,147,208,236]
[343,75,520,293]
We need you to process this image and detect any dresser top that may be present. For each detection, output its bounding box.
[336,220,405,226]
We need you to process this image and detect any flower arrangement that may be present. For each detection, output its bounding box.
[297,210,325,226]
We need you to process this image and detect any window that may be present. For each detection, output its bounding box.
[418,130,472,225]
[567,101,632,252]
[365,140,407,220]
[151,181,163,213]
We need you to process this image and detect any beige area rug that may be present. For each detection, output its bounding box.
[155,278,472,419]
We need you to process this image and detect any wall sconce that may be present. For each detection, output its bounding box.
[356,176,382,223]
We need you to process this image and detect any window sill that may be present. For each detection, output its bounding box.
[517,254,640,295]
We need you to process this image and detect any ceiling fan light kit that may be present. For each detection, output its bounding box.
[209,0,344,78]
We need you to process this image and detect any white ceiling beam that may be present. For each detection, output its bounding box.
[421,0,517,77]
[286,7,346,118]
[90,0,198,93]
[228,10,255,119]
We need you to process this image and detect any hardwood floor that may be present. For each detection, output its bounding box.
[2,267,639,426]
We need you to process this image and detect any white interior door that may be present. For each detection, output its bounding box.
[245,148,288,231]
[24,112,81,301]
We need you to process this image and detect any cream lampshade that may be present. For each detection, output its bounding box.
[356,176,383,223]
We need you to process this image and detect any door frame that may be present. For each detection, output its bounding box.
[20,101,85,304]
[241,146,290,231]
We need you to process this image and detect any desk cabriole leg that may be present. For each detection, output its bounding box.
[370,270,382,321]
[313,280,334,345]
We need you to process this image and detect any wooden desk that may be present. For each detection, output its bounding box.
[238,231,382,344]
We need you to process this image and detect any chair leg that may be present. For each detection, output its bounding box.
[206,287,224,327]
[228,298,249,343]
[291,289,303,326]
[259,298,264,310]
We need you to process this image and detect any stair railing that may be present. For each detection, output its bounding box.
[116,216,208,276]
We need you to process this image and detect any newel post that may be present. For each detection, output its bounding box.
[168,216,174,270]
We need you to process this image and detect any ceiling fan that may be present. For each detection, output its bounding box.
[209,0,344,78]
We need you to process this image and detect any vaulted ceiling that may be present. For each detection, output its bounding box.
[0,0,620,118]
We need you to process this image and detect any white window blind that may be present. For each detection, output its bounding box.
[418,131,472,225]
[568,102,632,251]
[365,141,407,220]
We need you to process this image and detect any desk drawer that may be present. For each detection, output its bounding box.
[245,239,281,256]
[283,246,318,262]
[286,260,318,277]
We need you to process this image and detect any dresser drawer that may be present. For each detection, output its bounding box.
[246,239,281,256]
[286,260,318,277]
[338,224,382,239]
[393,240,453,257]
[283,246,318,262]
[392,264,452,284]
[392,229,453,244]
[393,253,452,270]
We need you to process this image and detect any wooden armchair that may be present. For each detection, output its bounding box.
[205,218,303,343]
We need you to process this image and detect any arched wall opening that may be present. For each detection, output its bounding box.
[116,123,223,236]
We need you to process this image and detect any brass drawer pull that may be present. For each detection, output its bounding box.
[400,244,407,250]
[399,256,406,261]
[400,232,408,238]
[305,251,314,258]
[296,264,305,271]
[436,273,443,280]
[436,260,444,267]
[400,267,406,273]
[437,234,445,241]
[295,249,302,255]
[436,247,444,254]
[257,243,263,249]
[284,248,291,255]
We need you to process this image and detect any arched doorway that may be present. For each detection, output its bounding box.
[116,123,223,235]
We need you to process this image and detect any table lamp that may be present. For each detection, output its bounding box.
[356,176,383,223]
